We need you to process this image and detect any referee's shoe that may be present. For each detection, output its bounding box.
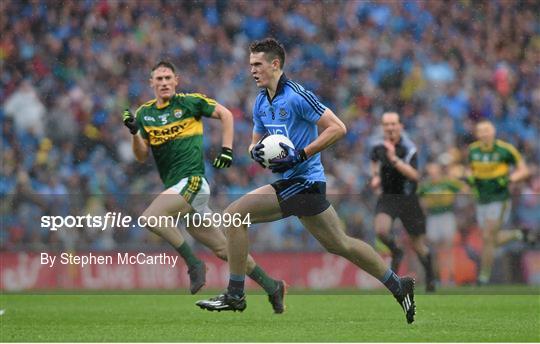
[196,293,247,312]
[395,277,416,324]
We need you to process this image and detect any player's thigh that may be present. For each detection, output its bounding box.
[374,212,393,236]
[300,205,348,250]
[476,201,511,233]
[374,196,396,235]
[225,184,283,224]
[143,188,193,217]
[426,212,456,245]
[440,212,457,243]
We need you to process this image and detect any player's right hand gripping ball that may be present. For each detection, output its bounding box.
[250,133,269,168]
[250,143,265,168]
[122,109,139,135]
[213,147,233,169]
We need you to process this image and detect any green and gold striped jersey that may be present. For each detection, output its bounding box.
[418,179,462,215]
[135,93,216,188]
[468,139,521,204]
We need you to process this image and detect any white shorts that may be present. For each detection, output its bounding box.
[426,212,457,244]
[168,176,211,214]
[476,200,511,229]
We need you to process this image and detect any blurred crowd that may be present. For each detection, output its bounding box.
[1,0,539,254]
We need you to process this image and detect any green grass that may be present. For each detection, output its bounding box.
[1,287,539,342]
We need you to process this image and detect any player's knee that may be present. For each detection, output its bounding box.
[325,245,343,256]
[141,207,159,229]
[213,246,228,261]
[411,236,426,251]
[142,204,163,218]
[482,230,496,242]
[482,225,497,241]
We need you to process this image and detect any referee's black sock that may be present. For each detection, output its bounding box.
[380,236,401,253]
[418,250,434,281]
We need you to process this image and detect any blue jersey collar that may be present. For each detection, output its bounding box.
[265,73,288,103]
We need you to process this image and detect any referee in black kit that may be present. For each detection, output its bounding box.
[370,112,435,292]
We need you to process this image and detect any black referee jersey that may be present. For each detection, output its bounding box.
[370,136,418,196]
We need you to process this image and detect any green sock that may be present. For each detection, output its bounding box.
[175,242,202,268]
[248,265,278,294]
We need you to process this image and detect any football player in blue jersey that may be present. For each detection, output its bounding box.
[196,38,416,323]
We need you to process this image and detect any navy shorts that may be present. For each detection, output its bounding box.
[271,178,331,218]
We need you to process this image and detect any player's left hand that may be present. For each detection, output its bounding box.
[212,147,233,169]
[122,109,139,135]
[497,175,509,187]
[269,143,307,173]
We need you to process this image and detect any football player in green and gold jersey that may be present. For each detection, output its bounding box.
[467,120,530,285]
[122,61,285,313]
[418,162,465,285]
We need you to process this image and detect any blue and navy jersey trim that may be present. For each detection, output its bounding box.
[285,80,326,116]
[264,73,289,103]
[278,180,315,200]
[262,74,326,117]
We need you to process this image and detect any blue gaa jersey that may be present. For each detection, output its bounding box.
[253,74,327,182]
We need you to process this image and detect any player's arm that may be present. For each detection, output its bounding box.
[509,157,529,183]
[392,158,419,182]
[383,141,419,182]
[304,108,347,158]
[248,97,268,168]
[210,103,233,149]
[449,178,469,193]
[370,160,381,189]
[122,108,149,162]
[209,103,234,168]
[463,147,476,186]
[132,135,150,163]
[247,131,268,168]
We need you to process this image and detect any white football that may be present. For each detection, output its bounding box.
[260,134,295,168]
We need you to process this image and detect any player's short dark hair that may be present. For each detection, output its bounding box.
[151,61,177,76]
[382,111,401,123]
[249,38,285,69]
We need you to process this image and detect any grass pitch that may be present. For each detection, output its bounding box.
[1,286,539,342]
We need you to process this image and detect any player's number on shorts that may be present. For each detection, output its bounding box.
[183,212,251,228]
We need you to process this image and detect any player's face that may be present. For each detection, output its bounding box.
[250,52,278,88]
[150,67,178,101]
[426,163,442,180]
[382,113,402,142]
[475,122,496,145]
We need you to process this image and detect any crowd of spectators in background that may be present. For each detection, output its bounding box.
[2,0,539,255]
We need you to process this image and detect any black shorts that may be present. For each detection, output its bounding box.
[375,194,426,236]
[271,178,331,218]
